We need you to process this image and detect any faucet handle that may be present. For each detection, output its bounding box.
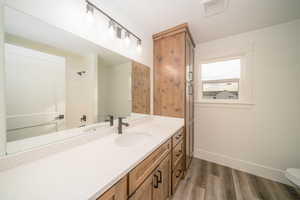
[118,117,124,123]
[105,115,114,126]
[118,117,129,127]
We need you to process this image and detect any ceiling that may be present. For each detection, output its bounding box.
[4,7,130,66]
[95,0,300,43]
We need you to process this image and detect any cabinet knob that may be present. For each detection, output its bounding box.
[176,169,182,178]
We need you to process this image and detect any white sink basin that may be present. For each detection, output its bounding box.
[115,132,152,147]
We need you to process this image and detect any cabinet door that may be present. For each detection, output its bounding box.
[153,33,186,118]
[190,40,195,160]
[185,35,195,169]
[185,36,190,169]
[97,177,127,200]
[129,173,153,200]
[185,125,191,168]
[129,140,171,195]
[172,158,184,194]
[153,155,171,200]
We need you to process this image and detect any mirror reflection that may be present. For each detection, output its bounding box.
[3,7,150,154]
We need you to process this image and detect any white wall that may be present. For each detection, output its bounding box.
[66,54,98,128]
[194,19,300,184]
[97,58,109,122]
[5,43,66,142]
[5,33,98,131]
[97,61,132,121]
[107,62,132,118]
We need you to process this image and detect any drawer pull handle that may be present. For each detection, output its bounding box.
[175,149,183,157]
[157,170,162,183]
[175,169,182,178]
[153,174,159,188]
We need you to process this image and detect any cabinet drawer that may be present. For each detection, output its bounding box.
[129,139,171,195]
[172,140,184,169]
[172,158,183,194]
[172,128,184,147]
[97,176,127,200]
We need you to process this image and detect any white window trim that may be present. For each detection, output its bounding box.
[196,53,254,105]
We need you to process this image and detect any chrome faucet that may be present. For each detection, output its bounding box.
[118,117,129,134]
[105,115,114,126]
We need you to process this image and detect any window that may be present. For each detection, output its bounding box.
[201,58,241,100]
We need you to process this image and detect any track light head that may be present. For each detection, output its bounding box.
[108,20,116,37]
[124,31,131,46]
[86,3,94,24]
[137,39,142,52]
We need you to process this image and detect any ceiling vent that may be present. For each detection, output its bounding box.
[200,0,229,17]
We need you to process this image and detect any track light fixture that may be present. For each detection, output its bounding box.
[85,0,142,52]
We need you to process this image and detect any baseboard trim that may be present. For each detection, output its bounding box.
[194,148,291,185]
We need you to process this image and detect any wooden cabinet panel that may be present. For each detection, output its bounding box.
[153,32,186,118]
[191,122,194,156]
[129,172,153,200]
[172,158,184,194]
[172,128,184,148]
[97,176,127,200]
[185,123,191,169]
[132,61,150,114]
[131,154,171,200]
[186,122,194,168]
[153,23,195,171]
[172,140,184,169]
[130,155,172,200]
[153,154,171,200]
[129,140,171,195]
[185,35,195,170]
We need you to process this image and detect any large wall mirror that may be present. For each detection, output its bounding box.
[1,6,150,155]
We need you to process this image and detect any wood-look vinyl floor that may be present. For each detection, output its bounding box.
[171,159,300,200]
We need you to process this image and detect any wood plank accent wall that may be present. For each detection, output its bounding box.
[153,32,186,118]
[132,61,150,114]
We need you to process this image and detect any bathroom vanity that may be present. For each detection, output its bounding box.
[0,116,184,200]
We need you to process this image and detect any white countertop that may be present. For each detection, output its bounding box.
[0,115,184,200]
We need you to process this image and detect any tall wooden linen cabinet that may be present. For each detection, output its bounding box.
[153,23,195,170]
